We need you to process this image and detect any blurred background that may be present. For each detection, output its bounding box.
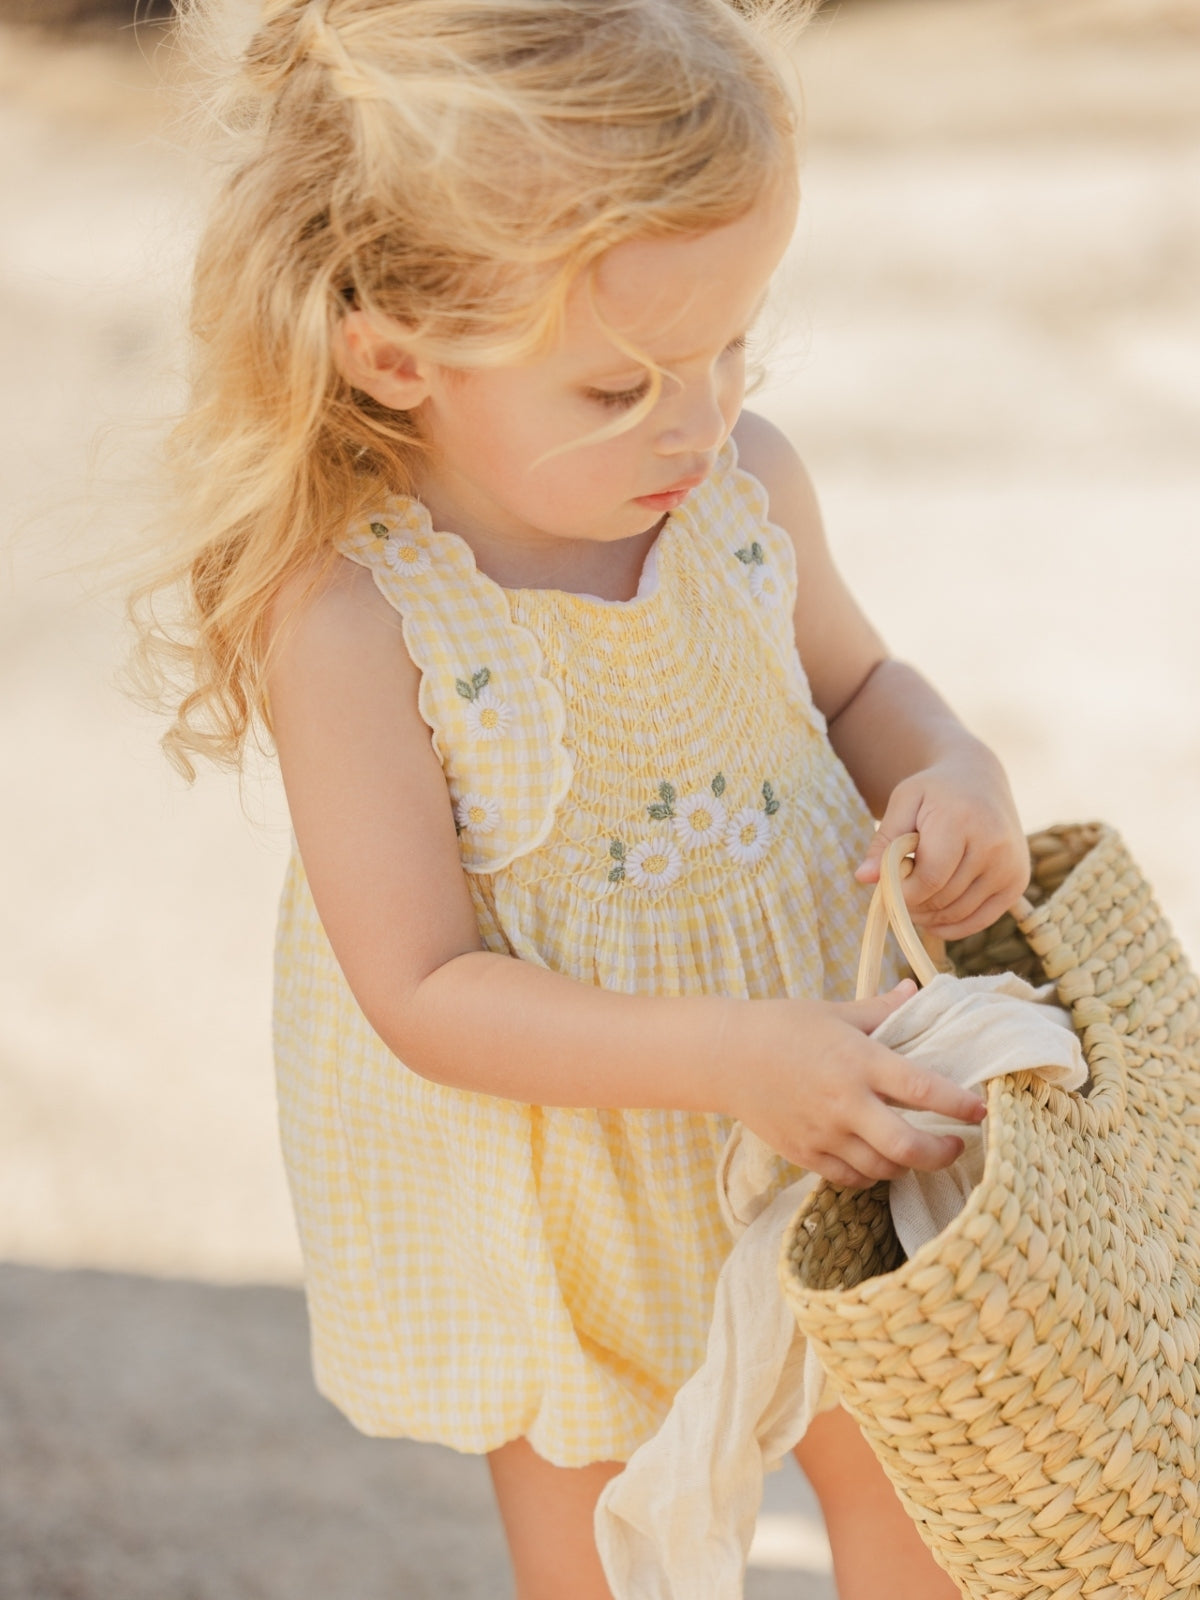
[1,1,1197,1596]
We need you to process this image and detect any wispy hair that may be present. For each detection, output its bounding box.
[131,0,815,776]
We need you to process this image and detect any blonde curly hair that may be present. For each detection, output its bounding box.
[132,0,813,777]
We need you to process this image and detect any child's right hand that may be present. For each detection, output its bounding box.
[720,981,986,1188]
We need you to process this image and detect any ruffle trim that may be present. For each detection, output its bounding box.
[337,502,574,874]
[674,438,826,735]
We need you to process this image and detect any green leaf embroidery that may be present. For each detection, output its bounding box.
[647,780,676,820]
[711,772,726,797]
[455,666,492,702]
[734,543,765,567]
[609,839,627,861]
[369,521,389,538]
[762,780,780,816]
[608,864,626,883]
[734,546,754,565]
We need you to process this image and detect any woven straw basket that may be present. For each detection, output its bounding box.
[780,823,1200,1599]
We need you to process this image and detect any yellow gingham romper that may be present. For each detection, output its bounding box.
[273,439,879,1465]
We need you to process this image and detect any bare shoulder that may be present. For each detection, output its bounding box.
[268,552,402,649]
[731,410,825,553]
[265,552,417,697]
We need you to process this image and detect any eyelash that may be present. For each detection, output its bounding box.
[587,379,652,411]
[584,335,749,411]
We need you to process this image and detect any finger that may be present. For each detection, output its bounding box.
[903,835,968,911]
[856,794,921,883]
[908,845,985,917]
[854,830,888,884]
[809,1151,880,1190]
[922,849,1032,930]
[833,1133,911,1185]
[832,980,918,1035]
[916,832,1032,917]
[870,1051,987,1129]
[922,885,1022,941]
[856,1100,968,1175]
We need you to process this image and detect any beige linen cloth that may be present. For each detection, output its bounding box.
[595,972,1089,1600]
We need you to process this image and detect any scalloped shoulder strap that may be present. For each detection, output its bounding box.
[679,439,826,732]
[337,500,574,874]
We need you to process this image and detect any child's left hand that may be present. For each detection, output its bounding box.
[854,742,1030,940]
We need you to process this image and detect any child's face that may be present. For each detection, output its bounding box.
[411,180,797,570]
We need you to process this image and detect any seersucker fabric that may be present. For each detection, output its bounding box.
[273,437,885,1465]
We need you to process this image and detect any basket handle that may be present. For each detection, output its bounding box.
[856,832,1039,999]
[856,833,937,999]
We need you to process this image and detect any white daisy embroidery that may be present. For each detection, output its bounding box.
[463,685,512,741]
[747,561,777,604]
[454,792,500,835]
[383,533,432,577]
[672,792,727,849]
[625,839,684,890]
[724,806,772,866]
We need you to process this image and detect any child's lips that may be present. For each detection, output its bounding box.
[633,475,706,511]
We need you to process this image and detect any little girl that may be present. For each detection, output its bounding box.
[142,1,1032,1595]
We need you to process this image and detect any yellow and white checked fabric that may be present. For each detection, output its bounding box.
[338,503,574,872]
[274,439,882,1465]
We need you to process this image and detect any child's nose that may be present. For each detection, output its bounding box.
[655,378,728,456]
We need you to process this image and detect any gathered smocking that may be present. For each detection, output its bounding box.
[335,439,823,881]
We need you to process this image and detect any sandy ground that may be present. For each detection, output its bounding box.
[1,2,1198,1595]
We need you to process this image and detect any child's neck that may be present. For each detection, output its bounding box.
[477,525,663,601]
[415,485,665,602]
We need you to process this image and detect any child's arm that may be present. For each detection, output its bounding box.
[733,411,1030,940]
[265,559,985,1189]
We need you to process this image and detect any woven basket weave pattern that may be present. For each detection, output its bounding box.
[781,824,1200,1599]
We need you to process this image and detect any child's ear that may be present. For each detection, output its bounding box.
[333,310,431,410]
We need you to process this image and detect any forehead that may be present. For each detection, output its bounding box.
[567,182,798,363]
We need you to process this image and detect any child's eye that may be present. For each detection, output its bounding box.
[584,379,652,411]
[582,336,748,411]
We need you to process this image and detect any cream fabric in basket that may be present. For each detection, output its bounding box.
[595,972,1088,1600]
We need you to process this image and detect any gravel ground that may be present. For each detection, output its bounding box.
[1,2,1197,1595]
